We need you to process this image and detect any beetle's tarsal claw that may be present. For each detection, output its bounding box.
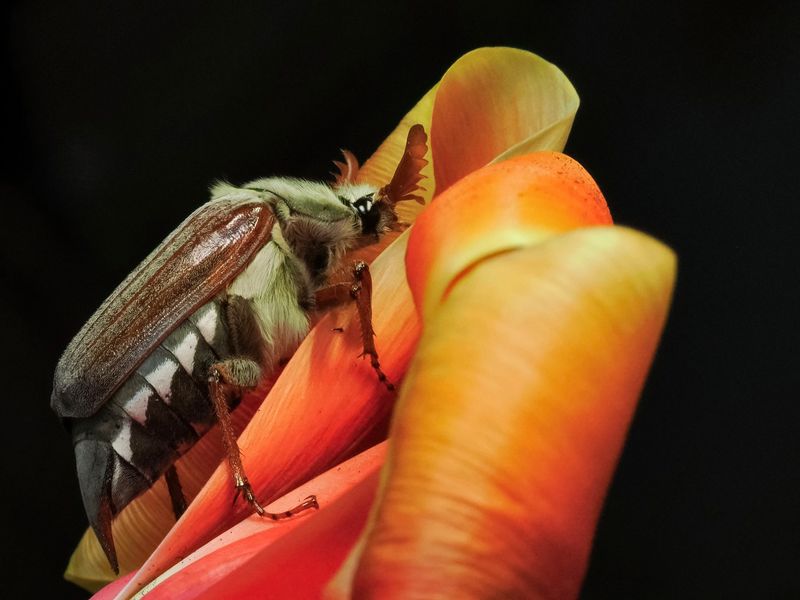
[235,477,266,515]
[74,440,119,573]
[302,495,320,510]
[267,494,320,520]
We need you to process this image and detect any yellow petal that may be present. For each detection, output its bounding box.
[340,227,676,598]
[431,47,579,194]
[358,47,579,222]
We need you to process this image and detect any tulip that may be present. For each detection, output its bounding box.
[62,47,674,598]
[338,160,674,598]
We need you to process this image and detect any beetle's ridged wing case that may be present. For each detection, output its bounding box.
[52,197,275,418]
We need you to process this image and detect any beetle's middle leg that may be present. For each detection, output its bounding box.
[315,260,394,391]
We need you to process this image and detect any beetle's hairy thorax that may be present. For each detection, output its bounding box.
[278,210,361,283]
[226,230,317,372]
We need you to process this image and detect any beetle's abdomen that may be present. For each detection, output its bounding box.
[72,299,233,515]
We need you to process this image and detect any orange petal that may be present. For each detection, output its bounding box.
[431,47,579,195]
[342,226,676,598]
[407,152,612,318]
[106,443,386,599]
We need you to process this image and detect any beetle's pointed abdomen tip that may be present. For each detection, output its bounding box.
[74,439,119,574]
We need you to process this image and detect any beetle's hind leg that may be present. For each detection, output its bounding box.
[164,464,188,520]
[207,358,319,519]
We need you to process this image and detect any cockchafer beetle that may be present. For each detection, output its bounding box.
[51,125,428,572]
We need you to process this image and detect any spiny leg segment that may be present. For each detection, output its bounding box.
[315,260,395,391]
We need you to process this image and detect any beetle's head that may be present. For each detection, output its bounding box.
[331,123,429,241]
[335,184,400,238]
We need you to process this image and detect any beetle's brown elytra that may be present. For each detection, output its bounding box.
[52,125,428,573]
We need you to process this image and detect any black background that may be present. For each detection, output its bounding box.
[3,1,798,598]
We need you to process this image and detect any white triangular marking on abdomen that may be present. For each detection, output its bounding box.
[195,304,219,344]
[111,421,134,464]
[122,386,151,425]
[174,330,199,374]
[143,359,180,404]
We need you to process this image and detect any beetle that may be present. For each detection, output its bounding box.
[51,124,428,573]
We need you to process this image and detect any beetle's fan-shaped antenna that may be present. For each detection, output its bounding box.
[331,149,360,185]
[379,124,429,205]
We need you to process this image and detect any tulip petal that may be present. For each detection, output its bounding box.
[115,443,386,600]
[407,152,612,318]
[90,572,136,600]
[431,47,579,194]
[343,227,676,598]
[358,47,578,222]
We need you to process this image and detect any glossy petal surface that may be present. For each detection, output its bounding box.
[351,229,675,598]
[407,152,611,318]
[431,47,579,195]
[115,444,386,600]
[359,47,578,222]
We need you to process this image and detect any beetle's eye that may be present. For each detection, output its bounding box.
[352,194,373,215]
[352,194,381,234]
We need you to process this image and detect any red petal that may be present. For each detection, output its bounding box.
[112,444,385,599]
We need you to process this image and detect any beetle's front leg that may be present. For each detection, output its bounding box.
[207,358,318,518]
[315,260,395,391]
